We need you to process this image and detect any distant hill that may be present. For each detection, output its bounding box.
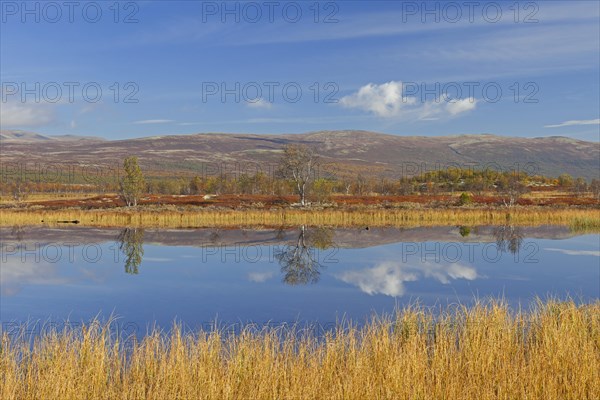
[0,130,104,142]
[1,130,598,180]
[0,130,54,141]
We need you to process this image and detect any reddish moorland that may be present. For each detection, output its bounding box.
[12,191,598,210]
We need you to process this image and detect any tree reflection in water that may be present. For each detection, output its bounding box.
[493,225,524,255]
[117,228,145,274]
[275,226,334,285]
[11,225,24,242]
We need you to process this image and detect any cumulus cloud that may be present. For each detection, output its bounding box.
[0,103,56,128]
[339,81,409,118]
[339,81,477,120]
[544,119,600,128]
[337,261,478,297]
[446,98,478,115]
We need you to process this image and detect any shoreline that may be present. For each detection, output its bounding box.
[1,206,598,230]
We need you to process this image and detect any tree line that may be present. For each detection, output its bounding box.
[118,146,600,207]
[2,145,599,205]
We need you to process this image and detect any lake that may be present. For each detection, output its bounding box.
[1,225,598,336]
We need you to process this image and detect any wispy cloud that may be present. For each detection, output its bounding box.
[246,98,273,109]
[133,119,174,125]
[544,119,600,128]
[130,2,598,47]
[177,115,369,125]
[339,81,477,120]
[144,257,175,262]
[244,116,365,124]
[545,248,600,257]
[0,103,56,128]
[337,261,478,297]
[428,23,599,64]
[0,260,70,296]
[247,271,275,283]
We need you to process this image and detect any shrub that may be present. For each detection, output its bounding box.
[458,192,473,206]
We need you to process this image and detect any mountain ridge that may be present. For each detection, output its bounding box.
[2,130,598,180]
[0,130,105,142]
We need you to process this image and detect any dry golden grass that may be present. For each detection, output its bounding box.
[1,301,598,400]
[1,207,599,230]
[0,192,100,204]
[570,216,600,232]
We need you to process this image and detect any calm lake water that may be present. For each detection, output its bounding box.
[1,225,598,335]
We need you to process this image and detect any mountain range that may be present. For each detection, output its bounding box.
[1,130,598,180]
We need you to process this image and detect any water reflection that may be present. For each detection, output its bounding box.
[337,261,478,297]
[492,225,524,255]
[11,225,25,242]
[117,225,338,284]
[117,228,145,274]
[99,225,550,278]
[459,226,471,237]
[1,225,597,328]
[274,226,334,285]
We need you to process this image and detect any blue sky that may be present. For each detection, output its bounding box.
[1,0,599,140]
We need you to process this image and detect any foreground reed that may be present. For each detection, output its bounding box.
[1,207,598,229]
[2,301,599,400]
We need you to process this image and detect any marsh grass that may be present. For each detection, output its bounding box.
[1,208,598,229]
[0,193,101,204]
[1,300,599,400]
[570,216,600,232]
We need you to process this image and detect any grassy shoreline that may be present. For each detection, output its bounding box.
[2,301,598,400]
[1,207,599,230]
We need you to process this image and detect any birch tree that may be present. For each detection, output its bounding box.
[278,144,318,206]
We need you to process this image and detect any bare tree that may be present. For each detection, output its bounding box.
[11,178,29,203]
[493,225,523,255]
[354,174,367,195]
[572,177,588,198]
[278,144,318,206]
[497,174,529,208]
[591,179,600,202]
[274,226,333,285]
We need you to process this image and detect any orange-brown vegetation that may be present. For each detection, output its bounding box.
[3,190,597,209]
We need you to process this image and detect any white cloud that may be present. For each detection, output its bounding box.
[339,81,477,120]
[246,98,273,109]
[446,98,478,115]
[337,261,478,297]
[0,259,70,296]
[544,119,600,128]
[545,248,600,257]
[247,271,274,283]
[0,103,56,128]
[133,119,174,124]
[339,81,408,118]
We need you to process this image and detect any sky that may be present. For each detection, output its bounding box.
[1,0,599,141]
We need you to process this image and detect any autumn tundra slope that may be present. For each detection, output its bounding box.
[1,130,598,180]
